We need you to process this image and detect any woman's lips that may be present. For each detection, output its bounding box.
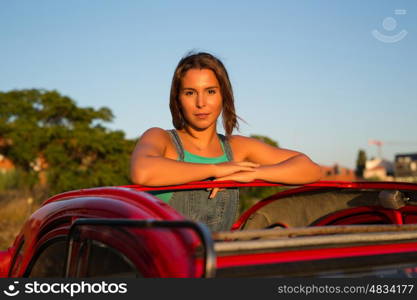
[195,113,210,119]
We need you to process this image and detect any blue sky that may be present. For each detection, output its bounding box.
[1,0,416,168]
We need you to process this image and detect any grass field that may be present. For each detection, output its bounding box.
[0,190,40,250]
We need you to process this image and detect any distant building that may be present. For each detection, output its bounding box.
[0,154,15,174]
[363,158,394,181]
[320,164,358,181]
[394,153,417,182]
[0,137,15,174]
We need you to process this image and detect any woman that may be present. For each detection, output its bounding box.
[130,52,321,231]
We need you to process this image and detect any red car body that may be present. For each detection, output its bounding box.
[1,180,417,278]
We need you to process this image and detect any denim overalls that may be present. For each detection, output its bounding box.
[167,130,240,232]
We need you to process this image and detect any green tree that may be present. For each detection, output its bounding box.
[0,89,135,197]
[355,149,367,178]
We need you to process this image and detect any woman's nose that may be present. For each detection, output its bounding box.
[196,93,206,108]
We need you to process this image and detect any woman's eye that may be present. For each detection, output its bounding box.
[208,89,216,95]
[184,91,194,96]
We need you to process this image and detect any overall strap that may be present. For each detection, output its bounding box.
[218,134,234,161]
[167,129,185,161]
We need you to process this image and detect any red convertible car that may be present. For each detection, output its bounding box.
[1,180,417,278]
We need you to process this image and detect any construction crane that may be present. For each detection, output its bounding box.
[368,139,417,159]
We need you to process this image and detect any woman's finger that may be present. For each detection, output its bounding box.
[209,187,219,199]
[209,188,226,199]
[239,166,258,172]
[236,161,260,167]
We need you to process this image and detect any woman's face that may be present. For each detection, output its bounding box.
[179,68,223,131]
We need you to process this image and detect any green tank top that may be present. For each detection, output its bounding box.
[150,131,230,203]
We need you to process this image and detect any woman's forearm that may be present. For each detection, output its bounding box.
[131,156,216,186]
[255,154,322,184]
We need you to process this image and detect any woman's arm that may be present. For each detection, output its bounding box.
[130,128,258,186]
[224,135,322,184]
[250,154,322,184]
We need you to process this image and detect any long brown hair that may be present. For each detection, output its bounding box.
[169,52,239,137]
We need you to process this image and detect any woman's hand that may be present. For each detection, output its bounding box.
[212,161,259,178]
[207,162,259,199]
[215,170,258,183]
[209,169,259,199]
